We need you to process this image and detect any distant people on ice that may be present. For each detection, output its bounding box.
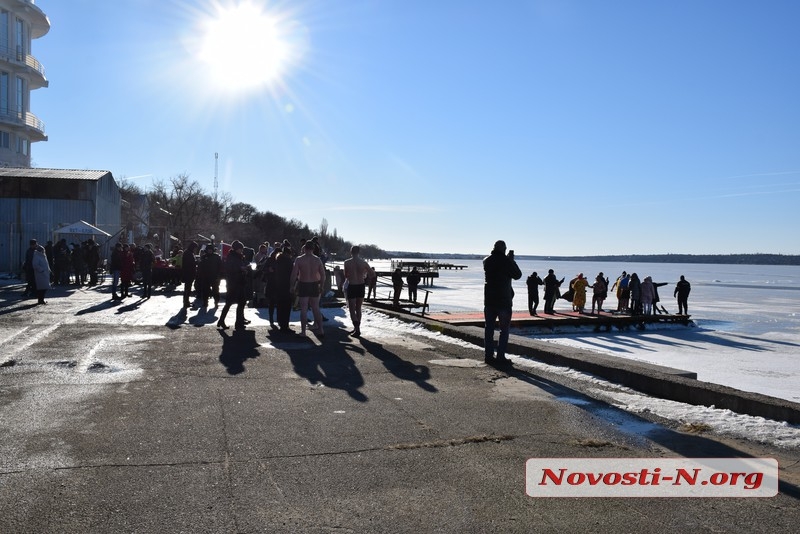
[591,272,608,314]
[483,240,521,367]
[628,273,642,315]
[571,273,589,313]
[526,271,543,316]
[612,271,630,312]
[641,276,655,315]
[392,268,404,307]
[543,269,564,314]
[675,275,691,315]
[407,267,422,302]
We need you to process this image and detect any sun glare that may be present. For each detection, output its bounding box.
[197,2,295,92]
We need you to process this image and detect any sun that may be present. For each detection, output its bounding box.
[196,2,296,92]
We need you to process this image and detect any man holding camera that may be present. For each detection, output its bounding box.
[483,240,522,367]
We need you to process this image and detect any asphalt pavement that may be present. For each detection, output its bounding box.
[1,280,798,533]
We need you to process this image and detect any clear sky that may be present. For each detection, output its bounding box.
[30,0,800,256]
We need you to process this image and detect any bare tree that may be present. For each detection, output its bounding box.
[149,174,208,245]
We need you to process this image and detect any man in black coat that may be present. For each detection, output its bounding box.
[22,239,38,297]
[197,245,222,307]
[543,269,564,314]
[526,271,543,316]
[273,245,295,332]
[217,241,248,329]
[85,239,101,286]
[483,240,521,366]
[674,275,691,315]
[139,243,156,299]
[181,242,198,307]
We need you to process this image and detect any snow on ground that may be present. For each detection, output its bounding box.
[528,324,800,404]
[410,259,800,404]
[3,263,799,449]
[354,309,800,450]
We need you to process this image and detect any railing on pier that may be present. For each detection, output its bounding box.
[367,275,430,316]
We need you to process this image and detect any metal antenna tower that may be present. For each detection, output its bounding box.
[214,152,219,201]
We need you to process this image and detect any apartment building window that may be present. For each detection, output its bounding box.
[0,131,8,149]
[16,136,27,155]
[16,75,23,114]
[15,17,23,60]
[0,71,7,115]
[0,11,8,52]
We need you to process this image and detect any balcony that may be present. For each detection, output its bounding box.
[0,46,48,88]
[13,1,51,39]
[0,109,46,141]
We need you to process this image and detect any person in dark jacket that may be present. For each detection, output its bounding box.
[406,267,422,302]
[273,245,295,332]
[181,242,198,307]
[262,248,279,327]
[109,243,124,300]
[526,271,543,316]
[22,239,38,297]
[139,243,156,299]
[391,268,404,307]
[197,245,222,307]
[543,269,564,314]
[217,240,249,329]
[674,275,691,315]
[651,280,669,314]
[483,240,522,366]
[628,273,642,315]
[85,239,101,286]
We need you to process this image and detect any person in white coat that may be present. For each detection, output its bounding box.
[32,245,52,305]
[640,276,656,315]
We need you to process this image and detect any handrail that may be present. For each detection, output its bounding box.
[0,109,46,134]
[0,45,46,78]
[371,276,431,316]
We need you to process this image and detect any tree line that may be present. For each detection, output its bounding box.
[119,174,389,261]
[386,251,800,266]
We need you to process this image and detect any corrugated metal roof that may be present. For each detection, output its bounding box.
[0,167,112,181]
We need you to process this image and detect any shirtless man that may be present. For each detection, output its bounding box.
[343,246,374,337]
[290,241,327,335]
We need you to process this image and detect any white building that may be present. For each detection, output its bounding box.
[0,167,121,274]
[0,0,49,168]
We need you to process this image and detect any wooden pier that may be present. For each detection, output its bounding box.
[438,263,468,270]
[425,309,693,331]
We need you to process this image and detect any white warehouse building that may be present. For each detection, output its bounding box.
[0,3,124,273]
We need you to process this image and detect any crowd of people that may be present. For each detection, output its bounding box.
[159,236,332,335]
[21,234,694,349]
[485,239,692,368]
[21,237,106,305]
[524,268,691,317]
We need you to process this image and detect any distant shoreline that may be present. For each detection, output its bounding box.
[386,253,800,266]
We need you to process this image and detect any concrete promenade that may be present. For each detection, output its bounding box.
[1,281,798,532]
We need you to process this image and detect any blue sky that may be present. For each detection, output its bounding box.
[30,0,800,255]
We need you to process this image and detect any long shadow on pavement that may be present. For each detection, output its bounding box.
[75,299,121,315]
[218,328,261,375]
[271,327,368,402]
[356,336,438,393]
